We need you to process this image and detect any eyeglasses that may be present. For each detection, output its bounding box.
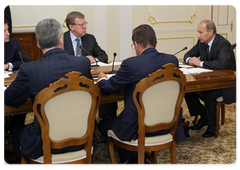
[72,22,88,27]
[131,44,135,49]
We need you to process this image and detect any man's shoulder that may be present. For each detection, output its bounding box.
[8,38,19,46]
[63,30,70,36]
[214,34,232,47]
[82,33,95,41]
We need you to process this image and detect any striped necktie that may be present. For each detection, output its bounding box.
[75,38,82,57]
[205,44,210,61]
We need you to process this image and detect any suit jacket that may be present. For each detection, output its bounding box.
[5,48,93,159]
[64,31,108,63]
[97,48,180,141]
[184,34,236,104]
[4,38,31,70]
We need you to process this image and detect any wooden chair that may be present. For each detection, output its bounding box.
[193,43,236,138]
[215,43,236,138]
[21,71,101,164]
[107,64,186,164]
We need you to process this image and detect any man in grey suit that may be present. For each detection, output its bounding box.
[183,20,236,138]
[5,18,93,160]
[63,11,108,63]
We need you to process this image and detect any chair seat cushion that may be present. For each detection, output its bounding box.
[107,130,173,146]
[33,147,93,164]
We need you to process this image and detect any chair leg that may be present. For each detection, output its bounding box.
[107,138,116,164]
[170,142,177,164]
[221,102,225,125]
[152,151,158,164]
[21,152,28,164]
[215,101,221,138]
[137,151,145,164]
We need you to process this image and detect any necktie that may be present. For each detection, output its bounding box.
[205,44,210,61]
[75,38,82,57]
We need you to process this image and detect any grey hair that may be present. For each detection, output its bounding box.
[35,18,63,50]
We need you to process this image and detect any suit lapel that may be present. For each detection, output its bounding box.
[64,31,74,55]
[208,34,219,61]
[2,42,10,63]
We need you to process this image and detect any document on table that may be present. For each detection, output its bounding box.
[179,64,193,68]
[93,74,115,83]
[91,61,122,67]
[179,68,213,75]
[4,71,13,78]
[1,84,6,94]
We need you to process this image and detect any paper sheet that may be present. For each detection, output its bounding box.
[179,68,213,75]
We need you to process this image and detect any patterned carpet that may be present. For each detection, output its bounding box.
[6,100,236,164]
[92,100,236,164]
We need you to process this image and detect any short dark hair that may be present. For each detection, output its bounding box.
[200,20,217,34]
[66,11,85,30]
[132,24,157,48]
[4,19,8,24]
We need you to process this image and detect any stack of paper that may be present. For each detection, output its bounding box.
[91,61,122,67]
[179,68,213,75]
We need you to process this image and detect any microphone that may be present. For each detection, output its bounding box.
[19,51,24,63]
[79,46,99,67]
[110,53,117,74]
[173,47,188,56]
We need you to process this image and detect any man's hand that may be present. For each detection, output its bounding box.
[86,55,96,64]
[97,72,108,81]
[189,57,201,67]
[4,64,8,71]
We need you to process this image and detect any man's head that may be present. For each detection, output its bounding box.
[197,20,216,43]
[66,11,87,38]
[132,24,157,55]
[35,18,63,50]
[4,19,10,42]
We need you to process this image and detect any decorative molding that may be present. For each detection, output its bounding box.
[12,25,35,28]
[217,6,229,26]
[157,36,195,46]
[61,5,70,28]
[148,6,196,25]
[220,33,228,39]
[154,27,197,33]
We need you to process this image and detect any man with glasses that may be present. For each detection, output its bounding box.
[64,11,108,63]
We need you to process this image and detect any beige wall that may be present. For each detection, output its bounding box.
[10,5,235,62]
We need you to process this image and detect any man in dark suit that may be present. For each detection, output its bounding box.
[5,18,93,160]
[64,11,116,119]
[4,6,12,36]
[4,19,31,71]
[183,20,236,138]
[64,11,108,63]
[97,24,185,163]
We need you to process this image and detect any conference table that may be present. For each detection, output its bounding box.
[4,64,236,116]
